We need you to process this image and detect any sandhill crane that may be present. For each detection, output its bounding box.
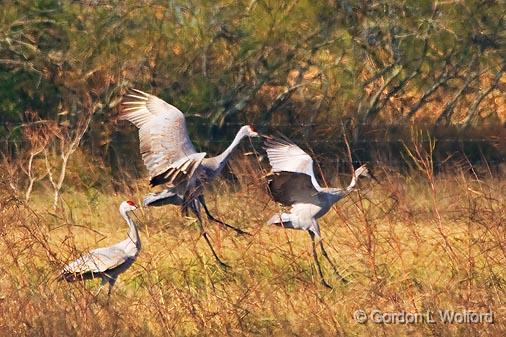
[59,200,141,296]
[120,89,258,267]
[264,137,373,288]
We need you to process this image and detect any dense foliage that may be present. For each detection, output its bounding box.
[1,0,504,169]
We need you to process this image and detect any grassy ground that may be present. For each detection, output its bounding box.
[0,167,504,336]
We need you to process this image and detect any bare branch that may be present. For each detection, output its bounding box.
[404,54,466,120]
[435,64,482,126]
[460,67,505,129]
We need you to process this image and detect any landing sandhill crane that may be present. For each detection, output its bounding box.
[120,89,258,267]
[59,201,141,296]
[264,137,373,288]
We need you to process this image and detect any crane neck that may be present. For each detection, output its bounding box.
[325,168,364,205]
[346,174,359,193]
[214,129,248,170]
[325,187,348,204]
[120,208,141,250]
[326,171,360,204]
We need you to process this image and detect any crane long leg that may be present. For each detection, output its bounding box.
[198,195,251,236]
[190,203,230,269]
[309,232,332,289]
[107,279,116,297]
[319,241,348,284]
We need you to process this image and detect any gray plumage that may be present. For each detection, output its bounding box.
[264,137,372,287]
[120,89,205,189]
[120,89,258,202]
[120,89,258,267]
[59,201,141,296]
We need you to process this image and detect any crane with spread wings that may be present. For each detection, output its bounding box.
[120,89,258,267]
[264,137,374,287]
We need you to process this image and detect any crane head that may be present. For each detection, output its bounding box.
[121,200,137,212]
[243,125,259,138]
[354,164,378,182]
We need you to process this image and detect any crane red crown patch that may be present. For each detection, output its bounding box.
[127,200,136,206]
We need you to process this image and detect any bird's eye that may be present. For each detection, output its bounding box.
[127,200,136,206]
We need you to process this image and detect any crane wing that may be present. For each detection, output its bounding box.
[264,137,322,206]
[149,152,206,187]
[62,246,128,277]
[264,137,317,176]
[267,171,319,206]
[120,89,198,179]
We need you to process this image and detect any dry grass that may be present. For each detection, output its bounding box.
[0,166,504,336]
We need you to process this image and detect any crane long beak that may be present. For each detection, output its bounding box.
[131,211,143,226]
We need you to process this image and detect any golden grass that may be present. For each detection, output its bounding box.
[0,169,504,336]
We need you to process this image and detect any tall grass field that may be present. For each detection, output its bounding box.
[0,158,504,336]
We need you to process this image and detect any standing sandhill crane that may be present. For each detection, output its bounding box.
[120,89,258,267]
[59,201,141,296]
[264,137,373,288]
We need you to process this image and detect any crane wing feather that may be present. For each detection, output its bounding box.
[62,247,128,276]
[149,152,206,187]
[263,138,314,174]
[120,89,197,178]
[268,171,319,206]
[264,137,322,206]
